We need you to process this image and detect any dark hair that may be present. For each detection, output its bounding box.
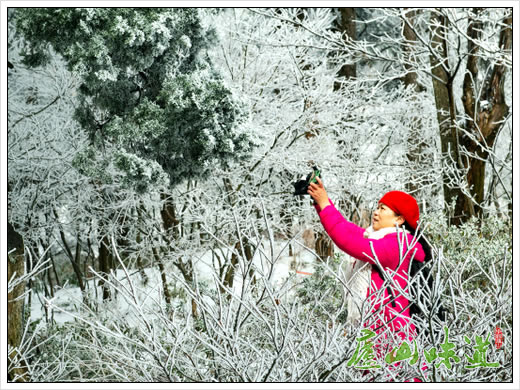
[402,222,432,263]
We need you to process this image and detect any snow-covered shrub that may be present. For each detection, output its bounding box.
[18,211,511,382]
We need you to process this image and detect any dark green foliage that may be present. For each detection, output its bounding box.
[16,8,252,192]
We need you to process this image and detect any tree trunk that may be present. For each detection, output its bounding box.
[53,208,86,294]
[161,192,180,239]
[223,241,240,290]
[160,190,210,319]
[152,247,172,306]
[223,238,254,294]
[158,192,177,302]
[98,236,112,300]
[402,9,430,199]
[334,7,357,90]
[7,222,29,382]
[430,9,511,225]
[173,258,198,318]
[429,11,466,225]
[459,9,511,220]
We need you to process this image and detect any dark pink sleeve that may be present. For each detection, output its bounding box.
[317,202,392,267]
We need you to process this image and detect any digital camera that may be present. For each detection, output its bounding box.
[293,166,321,196]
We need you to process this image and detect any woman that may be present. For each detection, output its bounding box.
[308,177,427,381]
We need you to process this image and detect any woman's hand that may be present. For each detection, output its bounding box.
[308,177,331,210]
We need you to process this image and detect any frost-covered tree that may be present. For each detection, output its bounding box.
[7,7,512,383]
[252,8,512,225]
[155,7,438,306]
[7,6,99,310]
[208,9,442,233]
[426,8,511,223]
[336,8,512,224]
[372,8,512,224]
[14,8,257,305]
[15,8,253,191]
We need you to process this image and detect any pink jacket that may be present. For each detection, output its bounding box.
[315,200,425,338]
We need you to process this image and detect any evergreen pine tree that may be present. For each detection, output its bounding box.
[16,8,253,192]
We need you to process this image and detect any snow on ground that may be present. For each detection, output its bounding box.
[29,239,322,325]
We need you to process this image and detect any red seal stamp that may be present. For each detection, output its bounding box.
[494,326,503,349]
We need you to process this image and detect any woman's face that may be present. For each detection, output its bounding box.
[372,203,404,231]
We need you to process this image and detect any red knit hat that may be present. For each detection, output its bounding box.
[379,191,420,230]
